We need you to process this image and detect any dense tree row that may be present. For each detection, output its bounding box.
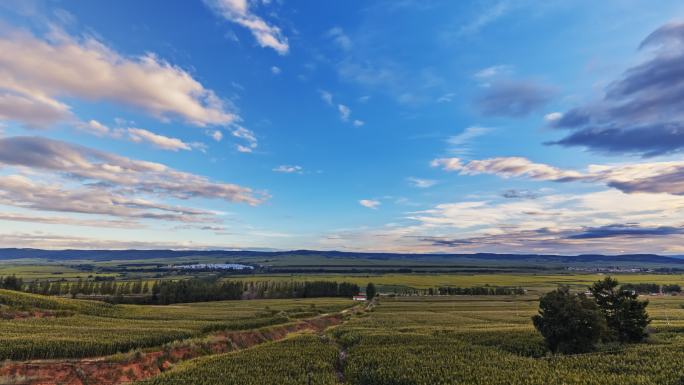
[621,282,681,294]
[435,286,525,296]
[16,277,360,305]
[0,275,23,291]
[23,278,152,298]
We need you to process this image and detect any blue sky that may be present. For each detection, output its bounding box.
[1,0,684,254]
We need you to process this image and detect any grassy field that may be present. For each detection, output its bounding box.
[149,295,684,385]
[0,289,353,360]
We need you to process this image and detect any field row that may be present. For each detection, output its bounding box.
[146,295,684,385]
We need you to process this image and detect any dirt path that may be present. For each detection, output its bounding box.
[0,313,350,385]
[335,347,348,383]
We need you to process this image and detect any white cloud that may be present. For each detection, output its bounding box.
[236,144,252,153]
[460,1,511,35]
[0,212,140,228]
[231,126,258,150]
[204,0,289,55]
[85,119,111,136]
[323,189,684,254]
[436,92,456,103]
[319,90,333,105]
[445,126,492,156]
[272,165,302,173]
[271,65,281,74]
[326,27,352,50]
[433,155,684,196]
[474,64,512,79]
[338,104,351,121]
[544,112,563,122]
[407,177,437,188]
[0,174,217,223]
[359,199,381,209]
[79,120,195,152]
[432,156,584,181]
[0,92,71,128]
[0,136,263,206]
[0,28,236,127]
[127,128,191,151]
[211,130,223,142]
[353,119,364,127]
[447,126,491,147]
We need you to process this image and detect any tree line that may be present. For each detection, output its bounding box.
[2,275,361,305]
[434,286,525,296]
[533,277,650,354]
[620,282,681,294]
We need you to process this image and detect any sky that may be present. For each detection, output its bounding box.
[1,0,684,254]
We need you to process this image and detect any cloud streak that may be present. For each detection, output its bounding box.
[477,79,555,117]
[0,136,263,205]
[204,0,289,54]
[359,199,381,209]
[0,28,235,127]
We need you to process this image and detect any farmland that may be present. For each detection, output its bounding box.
[134,295,684,385]
[3,250,684,384]
[0,289,353,361]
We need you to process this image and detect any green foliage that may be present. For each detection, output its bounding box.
[335,297,684,385]
[0,295,353,360]
[22,278,361,305]
[0,275,23,291]
[139,335,339,385]
[366,282,376,299]
[590,277,651,342]
[532,286,606,354]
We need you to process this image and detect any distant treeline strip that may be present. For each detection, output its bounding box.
[620,283,681,294]
[0,275,360,305]
[386,285,526,296]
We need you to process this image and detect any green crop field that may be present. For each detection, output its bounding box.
[3,270,684,385]
[0,289,353,361]
[148,294,684,385]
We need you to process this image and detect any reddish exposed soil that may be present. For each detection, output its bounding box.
[0,314,345,385]
[0,309,70,320]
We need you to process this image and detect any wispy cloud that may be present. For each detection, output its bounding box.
[126,128,192,151]
[0,136,264,206]
[231,126,258,152]
[446,126,492,156]
[318,90,363,124]
[407,177,437,188]
[203,0,289,54]
[476,79,555,117]
[338,104,351,121]
[326,27,352,51]
[319,90,333,105]
[474,64,512,80]
[433,155,684,196]
[459,0,511,35]
[359,199,381,209]
[78,120,198,152]
[273,165,303,174]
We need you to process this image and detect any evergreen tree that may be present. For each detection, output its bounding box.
[533,286,606,354]
[366,282,377,300]
[589,277,650,343]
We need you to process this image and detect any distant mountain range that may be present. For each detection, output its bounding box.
[0,248,682,265]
